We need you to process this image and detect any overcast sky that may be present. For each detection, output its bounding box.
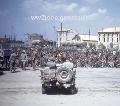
[0,0,120,41]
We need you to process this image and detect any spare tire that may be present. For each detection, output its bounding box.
[56,67,73,84]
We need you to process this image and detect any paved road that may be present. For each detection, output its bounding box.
[0,67,120,106]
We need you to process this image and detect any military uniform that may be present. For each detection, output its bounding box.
[9,52,17,72]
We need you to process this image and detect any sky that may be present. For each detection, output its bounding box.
[0,0,120,41]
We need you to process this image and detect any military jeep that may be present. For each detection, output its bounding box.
[0,56,4,74]
[41,59,76,94]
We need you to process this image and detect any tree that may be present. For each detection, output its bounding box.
[80,42,87,49]
[89,43,96,49]
[110,42,113,49]
[98,43,106,50]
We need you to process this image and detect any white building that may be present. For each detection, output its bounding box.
[57,28,78,47]
[57,28,98,47]
[98,27,120,49]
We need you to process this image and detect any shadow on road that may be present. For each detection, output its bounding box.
[0,71,5,76]
[11,70,21,73]
[46,87,78,95]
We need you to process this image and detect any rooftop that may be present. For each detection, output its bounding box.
[80,34,98,41]
[98,27,120,33]
[57,28,72,32]
[27,33,43,37]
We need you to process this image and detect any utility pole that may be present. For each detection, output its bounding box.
[10,35,13,41]
[13,32,16,48]
[8,35,10,42]
[53,26,56,47]
[88,28,91,47]
[60,22,63,46]
[14,32,16,41]
[11,25,14,38]
[89,28,90,41]
[4,34,6,38]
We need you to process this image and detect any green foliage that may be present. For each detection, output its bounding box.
[89,43,96,49]
[98,43,106,50]
[110,42,113,49]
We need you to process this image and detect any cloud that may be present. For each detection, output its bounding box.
[85,0,99,4]
[86,8,107,20]
[79,6,90,13]
[20,0,79,15]
[65,3,78,12]
[86,13,98,20]
[98,8,107,14]
[42,2,78,13]
[20,0,108,22]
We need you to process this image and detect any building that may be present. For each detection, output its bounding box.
[0,37,9,43]
[98,27,120,49]
[57,28,98,47]
[10,41,24,48]
[57,28,78,47]
[0,36,24,49]
[26,33,44,46]
[80,34,98,46]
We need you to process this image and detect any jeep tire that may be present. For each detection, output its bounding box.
[69,85,76,94]
[42,84,46,94]
[56,67,73,84]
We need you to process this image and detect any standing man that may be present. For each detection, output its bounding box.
[20,50,28,70]
[31,49,38,70]
[0,49,4,73]
[4,49,11,69]
[9,50,17,73]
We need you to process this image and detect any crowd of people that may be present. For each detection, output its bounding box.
[1,45,120,72]
[42,46,120,68]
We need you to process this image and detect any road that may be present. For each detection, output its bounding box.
[0,67,120,106]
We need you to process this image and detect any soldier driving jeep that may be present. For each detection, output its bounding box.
[41,55,77,94]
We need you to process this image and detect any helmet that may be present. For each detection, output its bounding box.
[22,50,26,53]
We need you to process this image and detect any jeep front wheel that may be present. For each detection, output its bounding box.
[69,85,76,94]
[42,84,46,94]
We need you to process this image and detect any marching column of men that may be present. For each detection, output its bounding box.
[8,48,41,72]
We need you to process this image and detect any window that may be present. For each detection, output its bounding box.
[117,34,118,42]
[117,38,118,42]
[107,34,109,42]
[119,34,120,42]
[99,34,100,41]
[112,34,113,42]
[103,34,105,42]
[99,37,100,42]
